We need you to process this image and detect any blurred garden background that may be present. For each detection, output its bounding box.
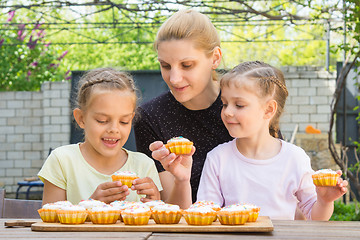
[0,0,359,220]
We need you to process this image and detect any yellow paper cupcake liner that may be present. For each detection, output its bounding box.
[56,210,88,224]
[121,212,151,225]
[165,141,193,155]
[312,174,339,187]
[89,210,121,224]
[247,211,259,222]
[217,212,250,225]
[38,209,59,223]
[111,175,139,188]
[151,210,182,224]
[182,212,217,225]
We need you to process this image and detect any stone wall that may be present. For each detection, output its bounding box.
[295,133,339,171]
[280,66,336,140]
[0,81,71,194]
[0,66,337,194]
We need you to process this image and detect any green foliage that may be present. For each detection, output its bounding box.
[217,0,341,69]
[0,10,68,91]
[44,2,159,72]
[330,201,360,221]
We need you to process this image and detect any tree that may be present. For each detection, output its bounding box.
[0,9,69,91]
[329,0,360,201]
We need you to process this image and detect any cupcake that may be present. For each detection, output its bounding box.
[151,203,182,224]
[144,200,166,219]
[38,200,73,223]
[38,203,60,223]
[165,136,193,155]
[182,206,217,225]
[190,200,221,222]
[217,204,251,225]
[111,171,139,188]
[110,201,143,221]
[56,205,88,224]
[242,204,260,222]
[312,169,340,187]
[78,199,107,222]
[88,205,121,224]
[121,205,151,225]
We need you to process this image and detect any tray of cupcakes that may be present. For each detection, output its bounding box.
[32,166,273,232]
[32,199,273,232]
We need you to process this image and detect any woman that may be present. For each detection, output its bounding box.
[134,9,232,209]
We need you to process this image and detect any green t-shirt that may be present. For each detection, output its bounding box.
[38,144,162,204]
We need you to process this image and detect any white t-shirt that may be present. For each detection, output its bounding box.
[38,144,162,204]
[197,139,316,220]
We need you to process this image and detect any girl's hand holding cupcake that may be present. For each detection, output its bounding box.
[149,140,194,182]
[315,170,348,203]
[131,177,161,202]
[89,181,130,204]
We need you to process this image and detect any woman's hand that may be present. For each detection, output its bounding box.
[316,170,348,203]
[149,141,194,182]
[90,181,130,204]
[132,177,160,202]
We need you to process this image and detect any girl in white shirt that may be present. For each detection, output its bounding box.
[197,61,348,220]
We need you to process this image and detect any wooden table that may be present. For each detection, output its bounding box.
[1,219,360,239]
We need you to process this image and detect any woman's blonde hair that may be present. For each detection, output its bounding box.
[154,9,221,81]
[221,61,288,138]
[76,67,139,111]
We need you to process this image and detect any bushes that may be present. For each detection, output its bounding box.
[330,200,360,221]
[0,10,69,91]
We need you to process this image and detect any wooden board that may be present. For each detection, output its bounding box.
[31,216,273,233]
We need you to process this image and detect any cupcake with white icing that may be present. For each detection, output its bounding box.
[121,205,151,225]
[110,201,144,221]
[56,205,88,224]
[312,169,340,187]
[241,203,260,222]
[217,204,251,225]
[182,206,217,225]
[37,200,74,223]
[151,203,182,224]
[38,203,61,223]
[165,136,193,155]
[111,171,139,188]
[88,205,121,224]
[78,199,107,222]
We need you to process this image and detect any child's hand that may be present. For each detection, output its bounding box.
[149,141,194,182]
[90,181,130,204]
[316,170,348,203]
[131,177,160,202]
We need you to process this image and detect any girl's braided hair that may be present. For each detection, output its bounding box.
[76,67,139,111]
[221,61,288,138]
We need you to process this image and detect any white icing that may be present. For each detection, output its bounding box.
[220,204,247,212]
[122,205,150,214]
[113,171,137,176]
[110,201,143,210]
[191,200,220,209]
[167,136,190,143]
[57,205,86,211]
[152,204,180,211]
[53,201,73,206]
[241,204,258,210]
[78,200,106,209]
[144,200,165,208]
[313,169,337,175]
[41,203,59,210]
[184,206,215,213]
[89,205,117,212]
